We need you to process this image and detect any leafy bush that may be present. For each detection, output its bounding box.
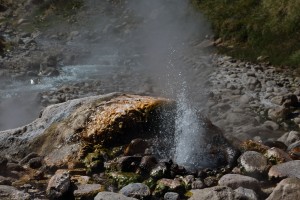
[192,0,300,67]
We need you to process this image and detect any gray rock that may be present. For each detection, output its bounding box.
[119,183,150,199]
[266,178,300,200]
[191,179,205,189]
[164,192,180,200]
[0,185,30,200]
[239,151,268,176]
[73,184,103,199]
[188,186,236,200]
[263,120,279,131]
[268,160,300,179]
[46,170,70,199]
[234,187,258,200]
[278,131,300,146]
[265,147,292,163]
[218,174,260,192]
[94,191,138,200]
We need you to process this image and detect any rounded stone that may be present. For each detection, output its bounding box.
[119,183,150,199]
[218,174,260,192]
[268,160,300,179]
[239,151,268,175]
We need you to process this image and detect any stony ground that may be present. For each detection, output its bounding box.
[0,0,300,200]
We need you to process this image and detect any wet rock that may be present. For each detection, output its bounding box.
[0,157,8,171]
[218,174,260,192]
[0,93,172,171]
[94,191,138,200]
[265,147,292,164]
[164,192,180,200]
[263,121,279,131]
[116,156,142,172]
[278,131,300,146]
[119,183,150,199]
[19,152,39,165]
[0,175,13,185]
[191,179,205,189]
[287,141,300,159]
[155,178,184,194]
[46,170,70,199]
[6,162,24,171]
[203,176,218,187]
[263,140,287,151]
[234,187,258,200]
[39,66,60,76]
[239,151,268,176]
[139,155,157,173]
[150,162,170,180]
[188,186,236,200]
[268,160,300,179]
[124,138,149,156]
[73,184,104,199]
[108,172,142,189]
[0,185,30,200]
[28,157,43,169]
[266,178,300,200]
[268,107,289,121]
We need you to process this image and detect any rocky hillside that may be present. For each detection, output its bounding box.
[193,0,300,67]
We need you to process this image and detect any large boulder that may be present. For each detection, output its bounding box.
[0,93,173,168]
[266,178,300,200]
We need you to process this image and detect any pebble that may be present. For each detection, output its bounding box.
[239,151,268,176]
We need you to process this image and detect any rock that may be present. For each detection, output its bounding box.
[266,178,300,200]
[268,160,300,179]
[6,162,24,171]
[46,170,70,199]
[124,138,149,156]
[263,140,287,151]
[263,121,279,131]
[287,141,300,159]
[73,184,104,199]
[28,157,43,169]
[240,94,253,105]
[108,172,142,189]
[278,131,300,146]
[116,156,142,172]
[119,183,150,199]
[218,174,260,192]
[191,179,205,189]
[139,155,157,173]
[0,157,8,171]
[150,162,170,180]
[156,178,184,192]
[268,107,289,121]
[164,192,180,200]
[0,185,30,200]
[203,176,218,187]
[94,191,138,200]
[234,187,258,200]
[265,147,292,164]
[0,93,172,171]
[19,152,39,165]
[39,66,59,76]
[239,151,268,176]
[0,175,13,185]
[188,186,236,200]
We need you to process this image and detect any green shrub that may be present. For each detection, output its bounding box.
[192,0,300,67]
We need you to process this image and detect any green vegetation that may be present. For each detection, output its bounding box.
[192,0,300,67]
[31,0,83,28]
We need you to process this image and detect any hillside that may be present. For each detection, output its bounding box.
[193,0,300,67]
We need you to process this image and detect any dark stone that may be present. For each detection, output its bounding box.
[203,176,218,187]
[28,157,43,169]
[19,152,39,165]
[117,156,142,172]
[6,162,24,171]
[124,138,149,156]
